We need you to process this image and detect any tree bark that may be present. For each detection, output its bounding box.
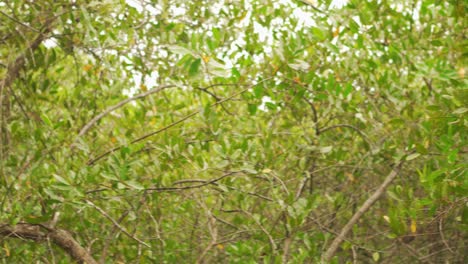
[321,161,404,262]
[0,16,54,156]
[0,223,98,264]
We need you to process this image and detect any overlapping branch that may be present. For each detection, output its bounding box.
[86,78,273,165]
[76,85,177,138]
[0,223,97,264]
[321,160,405,262]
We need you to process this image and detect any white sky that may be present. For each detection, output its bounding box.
[41,0,418,110]
[123,0,348,98]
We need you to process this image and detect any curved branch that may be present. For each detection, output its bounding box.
[321,160,405,262]
[0,223,97,264]
[297,0,327,13]
[146,171,240,192]
[320,124,373,147]
[86,78,273,165]
[243,210,277,255]
[303,97,320,135]
[85,200,150,249]
[0,10,40,32]
[76,85,177,137]
[0,17,54,93]
[1,15,55,180]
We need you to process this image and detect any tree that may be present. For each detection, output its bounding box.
[0,0,466,263]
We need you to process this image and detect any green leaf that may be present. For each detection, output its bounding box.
[242,168,258,174]
[248,104,257,115]
[253,84,264,98]
[453,107,467,115]
[311,27,326,41]
[349,19,360,34]
[343,83,353,97]
[40,113,53,127]
[320,146,333,153]
[25,213,53,224]
[231,67,241,80]
[217,159,230,168]
[372,252,380,262]
[167,45,193,55]
[189,58,201,77]
[124,180,144,190]
[406,153,421,161]
[53,174,70,185]
[288,59,309,71]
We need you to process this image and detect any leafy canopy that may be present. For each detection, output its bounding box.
[0,0,466,263]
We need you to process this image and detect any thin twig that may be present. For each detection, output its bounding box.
[0,223,97,264]
[243,210,277,255]
[401,242,435,264]
[0,10,40,32]
[229,187,274,202]
[297,0,327,14]
[282,236,292,264]
[0,15,55,186]
[194,87,221,101]
[196,204,218,264]
[320,124,373,147]
[173,173,274,201]
[213,215,238,230]
[85,200,150,248]
[294,175,309,200]
[146,171,240,191]
[87,78,272,165]
[303,97,320,135]
[321,161,405,262]
[77,85,176,137]
[422,77,433,94]
[351,245,358,264]
[99,211,129,263]
[438,217,454,253]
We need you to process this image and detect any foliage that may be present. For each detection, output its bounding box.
[0,0,466,263]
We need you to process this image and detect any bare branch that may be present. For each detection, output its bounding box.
[87,77,273,165]
[0,17,54,94]
[85,200,151,249]
[423,77,433,94]
[438,217,454,253]
[76,85,176,138]
[146,171,240,191]
[1,15,55,182]
[0,10,41,32]
[243,210,277,255]
[296,0,327,13]
[320,124,373,147]
[321,161,405,262]
[99,211,129,264]
[0,223,97,264]
[196,203,218,264]
[303,97,320,135]
[282,236,292,264]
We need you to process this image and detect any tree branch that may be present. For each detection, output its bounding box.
[320,124,373,147]
[0,17,54,94]
[0,15,55,181]
[321,160,405,262]
[86,78,273,165]
[146,171,240,192]
[0,223,97,264]
[0,10,40,32]
[85,200,151,248]
[303,97,320,135]
[76,85,177,138]
[297,0,327,14]
[423,77,433,94]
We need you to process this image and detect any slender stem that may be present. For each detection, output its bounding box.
[321,161,404,262]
